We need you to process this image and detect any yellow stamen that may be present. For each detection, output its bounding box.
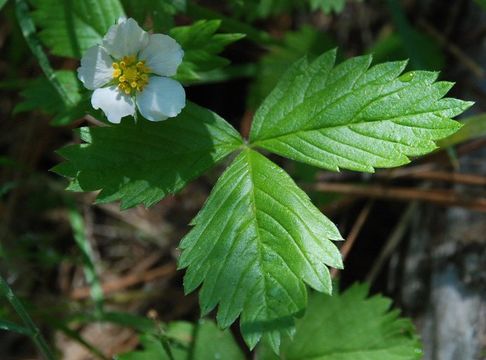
[111,55,151,95]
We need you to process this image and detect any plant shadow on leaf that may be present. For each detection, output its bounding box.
[53,102,243,209]
[239,310,304,352]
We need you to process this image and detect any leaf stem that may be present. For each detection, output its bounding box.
[0,274,56,360]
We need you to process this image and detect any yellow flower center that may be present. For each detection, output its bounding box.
[112,55,151,95]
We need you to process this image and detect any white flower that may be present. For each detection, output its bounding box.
[77,18,186,123]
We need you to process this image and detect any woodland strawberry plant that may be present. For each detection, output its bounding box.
[1,0,475,359]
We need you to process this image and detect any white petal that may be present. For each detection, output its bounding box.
[102,18,149,59]
[91,86,136,124]
[139,34,184,77]
[77,46,113,90]
[136,77,186,121]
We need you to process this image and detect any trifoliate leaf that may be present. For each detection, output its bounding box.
[310,0,347,14]
[53,103,243,209]
[30,0,124,58]
[14,70,86,125]
[117,320,244,360]
[179,148,343,351]
[170,20,245,83]
[250,49,473,172]
[259,283,423,360]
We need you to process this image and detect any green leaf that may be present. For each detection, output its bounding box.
[54,102,243,209]
[117,320,245,360]
[30,0,124,58]
[310,0,347,14]
[259,284,423,360]
[14,70,85,125]
[250,49,473,172]
[0,319,31,336]
[192,320,245,359]
[170,20,245,83]
[186,3,275,45]
[179,148,343,351]
[117,333,175,360]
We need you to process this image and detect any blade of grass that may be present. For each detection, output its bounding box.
[439,114,486,148]
[0,274,56,360]
[0,319,31,336]
[53,321,109,360]
[15,0,73,106]
[68,203,104,313]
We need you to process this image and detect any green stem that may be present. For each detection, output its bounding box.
[0,274,56,360]
[154,322,175,360]
[53,321,109,360]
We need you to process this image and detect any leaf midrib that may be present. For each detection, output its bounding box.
[244,149,270,325]
[251,58,405,142]
[245,150,324,300]
[251,106,453,147]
